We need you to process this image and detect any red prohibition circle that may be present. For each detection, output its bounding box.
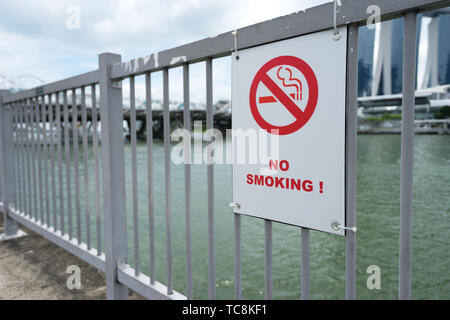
[249,55,319,135]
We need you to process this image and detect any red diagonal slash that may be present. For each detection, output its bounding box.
[259,73,303,120]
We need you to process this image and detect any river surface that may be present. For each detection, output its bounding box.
[20,134,450,299]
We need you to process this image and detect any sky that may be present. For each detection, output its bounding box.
[0,0,332,104]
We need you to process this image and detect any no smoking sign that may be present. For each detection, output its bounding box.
[249,55,319,135]
[232,27,347,235]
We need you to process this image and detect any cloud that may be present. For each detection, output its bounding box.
[0,0,331,100]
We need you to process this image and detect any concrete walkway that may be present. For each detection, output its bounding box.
[0,217,141,300]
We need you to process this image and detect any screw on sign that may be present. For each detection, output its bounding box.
[249,56,319,135]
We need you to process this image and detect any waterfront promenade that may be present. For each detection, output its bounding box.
[0,216,144,299]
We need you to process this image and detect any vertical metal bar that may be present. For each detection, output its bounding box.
[49,94,57,230]
[264,220,273,300]
[145,73,155,284]
[19,100,28,214]
[72,89,81,242]
[301,227,310,300]
[32,98,38,221]
[13,103,22,214]
[91,84,101,253]
[63,91,73,238]
[21,101,27,216]
[81,86,91,249]
[30,100,34,217]
[18,103,24,213]
[399,11,417,300]
[32,101,38,217]
[163,68,173,295]
[0,92,18,236]
[36,96,44,223]
[99,53,128,300]
[14,103,19,211]
[25,99,33,219]
[56,93,65,234]
[345,24,359,300]
[10,102,16,207]
[234,213,242,300]
[206,58,215,300]
[42,96,50,226]
[183,64,193,299]
[130,76,140,276]
[28,100,33,218]
[11,104,17,210]
[19,103,24,212]
[16,101,25,212]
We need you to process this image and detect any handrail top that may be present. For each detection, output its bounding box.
[110,0,450,79]
[2,70,99,104]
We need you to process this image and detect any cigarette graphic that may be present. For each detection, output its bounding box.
[259,66,303,103]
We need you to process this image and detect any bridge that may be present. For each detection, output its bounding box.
[122,109,231,139]
[16,104,231,139]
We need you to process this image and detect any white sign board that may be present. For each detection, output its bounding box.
[231,27,347,235]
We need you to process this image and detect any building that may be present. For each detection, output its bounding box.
[357,8,450,97]
[437,13,450,85]
[357,26,375,97]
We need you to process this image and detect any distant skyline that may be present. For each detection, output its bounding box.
[357,12,449,97]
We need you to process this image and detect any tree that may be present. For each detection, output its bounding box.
[434,106,450,119]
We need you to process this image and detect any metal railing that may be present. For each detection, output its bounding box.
[1,0,449,300]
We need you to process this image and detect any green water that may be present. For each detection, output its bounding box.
[122,134,450,299]
[18,135,450,299]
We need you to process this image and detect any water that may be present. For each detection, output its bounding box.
[122,134,450,299]
[20,135,450,299]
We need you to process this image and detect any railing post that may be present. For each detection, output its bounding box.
[345,24,358,300]
[0,90,26,241]
[98,53,129,300]
[399,11,417,300]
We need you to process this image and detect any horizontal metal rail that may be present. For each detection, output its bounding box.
[110,0,449,79]
[1,196,188,302]
[3,70,99,104]
[5,206,105,272]
[117,265,186,300]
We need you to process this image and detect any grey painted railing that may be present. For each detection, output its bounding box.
[1,0,449,300]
